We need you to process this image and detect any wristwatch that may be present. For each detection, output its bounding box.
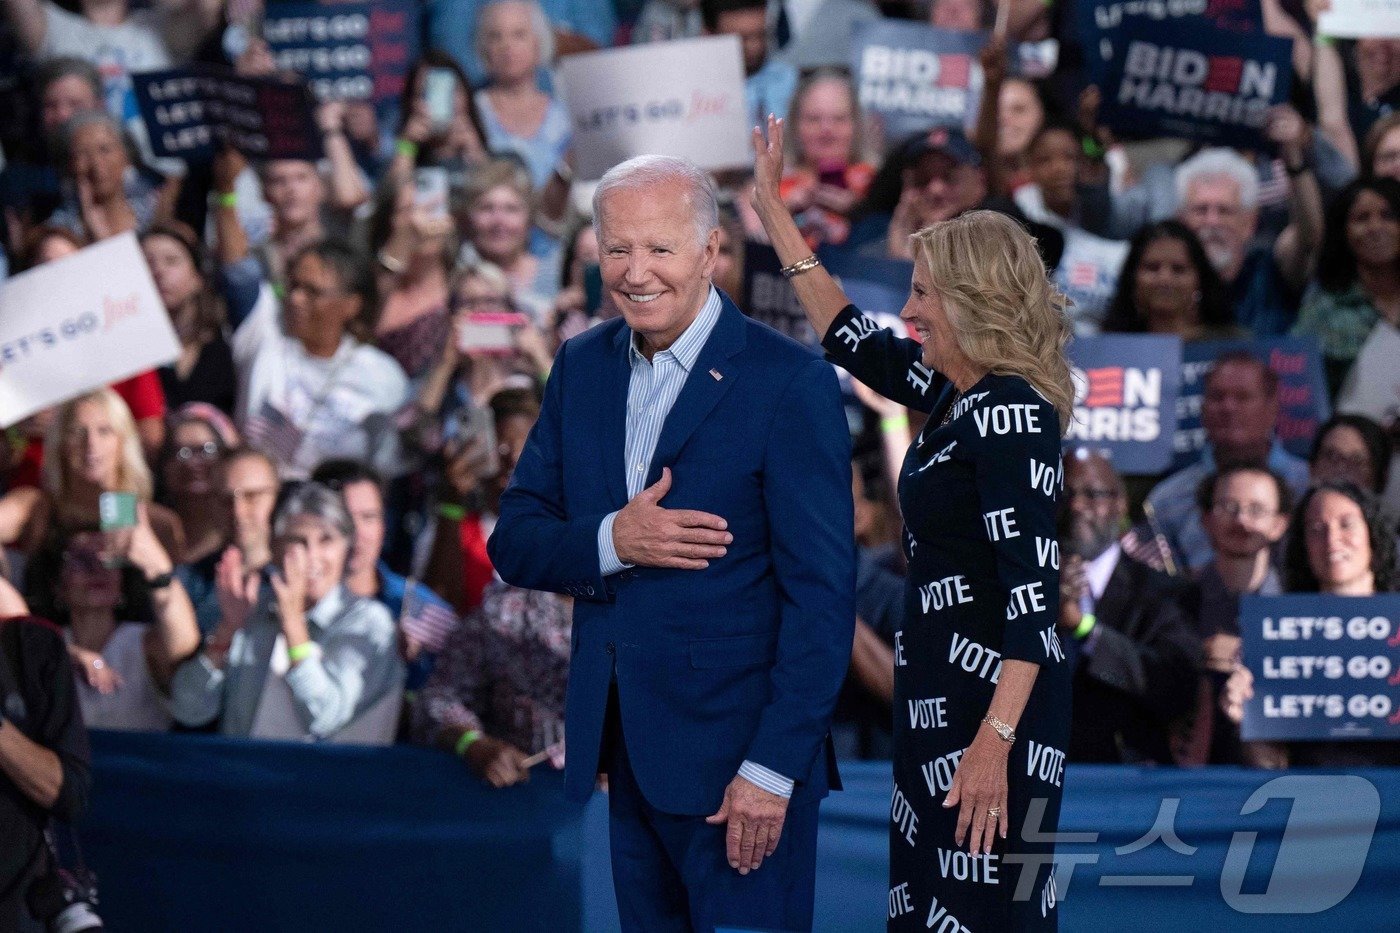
[982,714,1016,744]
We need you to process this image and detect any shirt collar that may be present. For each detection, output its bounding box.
[1200,439,1291,472]
[627,285,722,372]
[1085,542,1122,603]
[306,584,349,631]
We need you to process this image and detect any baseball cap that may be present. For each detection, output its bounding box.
[897,126,982,168]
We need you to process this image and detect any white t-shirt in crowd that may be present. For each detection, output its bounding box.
[74,622,173,733]
[233,284,410,480]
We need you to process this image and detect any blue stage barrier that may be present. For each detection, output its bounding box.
[83,731,1400,931]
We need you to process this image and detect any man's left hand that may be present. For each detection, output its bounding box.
[705,774,789,875]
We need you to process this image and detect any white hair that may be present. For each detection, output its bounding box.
[1174,148,1260,211]
[476,0,555,70]
[592,155,719,246]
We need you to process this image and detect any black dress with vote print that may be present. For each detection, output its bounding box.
[822,306,1070,931]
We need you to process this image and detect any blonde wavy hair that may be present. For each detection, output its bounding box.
[910,211,1074,434]
[42,388,153,500]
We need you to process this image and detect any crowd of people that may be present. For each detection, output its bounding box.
[1,0,1399,922]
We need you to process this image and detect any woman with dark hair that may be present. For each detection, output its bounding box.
[1309,414,1393,495]
[1293,177,1400,394]
[231,240,409,480]
[141,221,238,413]
[389,50,489,185]
[1101,220,1242,339]
[1223,480,1400,767]
[368,170,457,380]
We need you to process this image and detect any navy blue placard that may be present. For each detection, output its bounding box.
[133,67,323,162]
[1064,334,1182,474]
[1175,337,1331,470]
[1097,19,1291,149]
[851,21,984,144]
[741,241,914,349]
[1240,594,1400,742]
[262,0,418,104]
[1076,0,1263,84]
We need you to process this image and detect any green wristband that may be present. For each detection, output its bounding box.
[880,413,910,434]
[216,191,238,209]
[454,729,482,757]
[1074,612,1097,640]
[438,502,467,522]
[287,641,317,663]
[396,138,419,159]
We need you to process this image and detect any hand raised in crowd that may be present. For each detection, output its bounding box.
[234,37,276,77]
[1265,104,1311,167]
[270,543,311,649]
[611,468,731,570]
[464,735,531,788]
[1058,553,1087,632]
[749,115,787,217]
[317,100,347,137]
[979,33,1008,88]
[212,147,247,196]
[513,321,555,376]
[76,174,133,243]
[442,435,497,504]
[208,546,260,666]
[400,97,435,147]
[811,183,858,216]
[69,644,123,695]
[122,505,175,585]
[1221,664,1255,725]
[706,775,789,874]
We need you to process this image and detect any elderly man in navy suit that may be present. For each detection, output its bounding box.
[488,154,855,932]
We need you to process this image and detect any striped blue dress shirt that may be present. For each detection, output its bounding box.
[595,286,794,800]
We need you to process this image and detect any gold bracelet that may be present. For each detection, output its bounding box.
[780,255,821,279]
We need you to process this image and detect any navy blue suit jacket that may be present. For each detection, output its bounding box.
[488,293,855,815]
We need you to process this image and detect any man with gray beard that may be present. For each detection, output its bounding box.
[1058,450,1201,764]
[1174,143,1322,337]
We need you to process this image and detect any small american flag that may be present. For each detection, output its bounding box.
[244,402,303,466]
[399,585,459,654]
[1121,525,1173,574]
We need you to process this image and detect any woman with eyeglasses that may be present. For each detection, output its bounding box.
[1222,481,1400,767]
[157,404,241,567]
[231,240,410,481]
[1309,414,1393,496]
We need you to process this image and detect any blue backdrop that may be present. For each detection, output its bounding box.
[82,731,1400,931]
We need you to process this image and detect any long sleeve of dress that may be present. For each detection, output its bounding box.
[820,305,945,414]
[969,382,1065,666]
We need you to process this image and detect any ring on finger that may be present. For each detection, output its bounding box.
[987,807,1000,818]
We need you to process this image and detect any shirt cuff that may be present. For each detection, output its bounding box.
[739,760,794,799]
[596,510,632,577]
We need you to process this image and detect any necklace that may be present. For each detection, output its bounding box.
[939,388,964,427]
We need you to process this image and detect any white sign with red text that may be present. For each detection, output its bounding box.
[0,233,180,427]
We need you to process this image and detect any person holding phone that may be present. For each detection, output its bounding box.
[19,391,185,643]
[391,52,489,184]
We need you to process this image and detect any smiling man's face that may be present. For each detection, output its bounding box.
[598,178,719,355]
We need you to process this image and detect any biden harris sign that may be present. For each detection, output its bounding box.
[1098,20,1292,148]
[1065,334,1182,474]
[558,36,750,181]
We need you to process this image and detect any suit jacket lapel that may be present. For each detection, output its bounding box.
[645,296,747,487]
[602,325,632,508]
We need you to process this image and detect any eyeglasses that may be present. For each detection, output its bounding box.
[1318,448,1371,471]
[225,486,277,504]
[175,441,220,461]
[1212,501,1276,520]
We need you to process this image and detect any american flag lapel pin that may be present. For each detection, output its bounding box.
[709,368,723,381]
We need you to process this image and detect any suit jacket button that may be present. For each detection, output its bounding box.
[585,585,595,596]
[606,642,615,654]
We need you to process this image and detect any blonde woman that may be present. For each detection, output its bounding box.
[751,116,1074,931]
[22,390,185,629]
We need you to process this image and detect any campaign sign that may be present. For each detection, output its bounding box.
[1077,0,1263,83]
[133,67,323,161]
[1240,594,1400,742]
[742,242,913,348]
[0,234,180,427]
[262,0,418,103]
[1064,334,1181,473]
[1174,338,1330,470]
[1098,20,1291,149]
[1056,228,1129,337]
[558,36,750,181]
[851,20,983,143]
[1318,0,1400,38]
